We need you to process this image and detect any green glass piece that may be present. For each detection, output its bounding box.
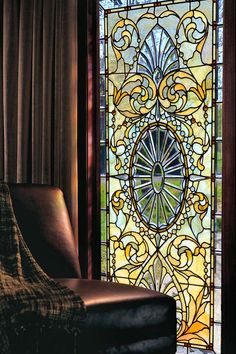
[152,162,164,193]
[101,211,107,242]
[216,179,222,214]
[216,142,222,176]
[216,103,222,138]
[101,244,107,274]
[100,177,106,208]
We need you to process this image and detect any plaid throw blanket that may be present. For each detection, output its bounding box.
[0,182,86,354]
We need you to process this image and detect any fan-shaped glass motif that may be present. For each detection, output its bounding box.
[137,24,179,88]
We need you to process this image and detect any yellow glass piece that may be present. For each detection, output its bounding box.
[114,74,157,118]
[158,71,206,116]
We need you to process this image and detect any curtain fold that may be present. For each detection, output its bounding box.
[0,0,78,242]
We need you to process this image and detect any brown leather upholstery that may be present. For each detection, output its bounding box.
[57,279,176,354]
[9,184,176,354]
[9,184,81,278]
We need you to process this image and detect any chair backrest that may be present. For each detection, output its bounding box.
[9,183,81,278]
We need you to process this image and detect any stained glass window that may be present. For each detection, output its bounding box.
[99,1,223,353]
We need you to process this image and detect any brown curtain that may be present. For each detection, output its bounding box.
[0,0,78,242]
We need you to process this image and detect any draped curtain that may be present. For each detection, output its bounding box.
[0,0,78,241]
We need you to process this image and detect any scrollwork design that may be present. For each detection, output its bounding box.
[111,190,125,216]
[158,70,205,116]
[114,74,157,118]
[111,19,140,63]
[111,137,127,171]
[187,192,210,240]
[193,192,209,220]
[111,231,149,268]
[167,235,197,271]
[177,10,209,57]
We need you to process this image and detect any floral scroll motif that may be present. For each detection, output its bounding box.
[114,74,157,118]
[105,1,215,350]
[111,19,140,65]
[158,70,206,116]
[176,10,209,63]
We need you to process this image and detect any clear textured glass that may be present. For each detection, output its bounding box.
[215,216,222,251]
[100,109,106,141]
[217,65,223,89]
[128,0,156,5]
[217,0,224,24]
[214,254,222,288]
[100,40,105,74]
[101,244,107,274]
[100,75,106,107]
[217,88,222,102]
[100,0,127,9]
[217,27,223,63]
[214,323,221,354]
[99,7,105,39]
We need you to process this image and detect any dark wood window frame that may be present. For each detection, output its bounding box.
[77,1,235,352]
[78,0,100,280]
[222,1,236,353]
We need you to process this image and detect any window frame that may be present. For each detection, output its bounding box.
[78,1,235,352]
[221,1,236,353]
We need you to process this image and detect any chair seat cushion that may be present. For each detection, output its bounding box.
[56,279,176,353]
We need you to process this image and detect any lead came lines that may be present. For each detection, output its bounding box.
[130,123,187,231]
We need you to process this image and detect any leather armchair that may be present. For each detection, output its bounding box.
[9,184,176,354]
